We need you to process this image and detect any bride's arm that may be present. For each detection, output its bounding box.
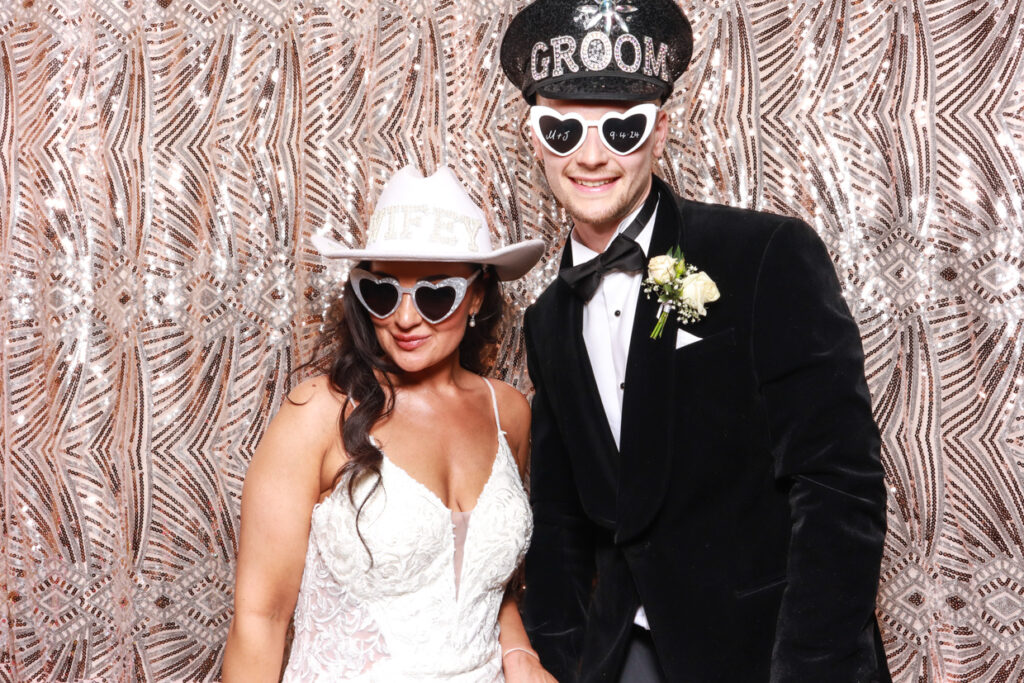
[495,382,557,682]
[222,378,343,682]
[499,597,556,681]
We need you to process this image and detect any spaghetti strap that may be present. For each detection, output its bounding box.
[482,378,502,433]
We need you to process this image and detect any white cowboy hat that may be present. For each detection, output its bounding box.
[310,166,544,281]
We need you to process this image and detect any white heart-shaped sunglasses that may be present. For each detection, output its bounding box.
[529,103,658,157]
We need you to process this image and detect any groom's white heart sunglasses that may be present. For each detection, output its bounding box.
[349,268,480,323]
[529,103,658,157]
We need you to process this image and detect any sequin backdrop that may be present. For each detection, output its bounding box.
[1,0,1022,679]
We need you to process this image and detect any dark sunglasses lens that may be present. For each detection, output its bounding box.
[537,115,584,154]
[414,285,458,322]
[601,113,648,154]
[358,278,399,316]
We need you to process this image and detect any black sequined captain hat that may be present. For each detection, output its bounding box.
[500,0,693,103]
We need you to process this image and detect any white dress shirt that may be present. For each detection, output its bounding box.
[569,200,658,630]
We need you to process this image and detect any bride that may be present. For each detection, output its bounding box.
[223,167,555,682]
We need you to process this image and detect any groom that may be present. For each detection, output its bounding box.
[500,1,891,681]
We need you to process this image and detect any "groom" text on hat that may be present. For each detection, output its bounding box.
[530,31,671,82]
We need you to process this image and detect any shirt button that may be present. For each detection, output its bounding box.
[619,382,625,389]
[614,310,621,317]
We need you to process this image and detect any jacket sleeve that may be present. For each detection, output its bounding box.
[750,220,889,682]
[522,311,597,683]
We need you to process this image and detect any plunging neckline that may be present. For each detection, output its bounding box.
[366,376,508,515]
[373,430,506,515]
[370,400,509,601]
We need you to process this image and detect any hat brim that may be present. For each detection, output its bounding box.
[310,234,546,281]
[532,73,668,103]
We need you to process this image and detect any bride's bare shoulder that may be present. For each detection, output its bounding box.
[488,379,530,422]
[287,375,346,407]
[246,375,347,497]
[274,375,347,434]
[487,379,531,471]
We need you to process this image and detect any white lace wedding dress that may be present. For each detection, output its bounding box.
[282,379,533,682]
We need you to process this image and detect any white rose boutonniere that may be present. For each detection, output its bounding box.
[642,247,720,339]
[647,254,676,285]
[679,271,720,316]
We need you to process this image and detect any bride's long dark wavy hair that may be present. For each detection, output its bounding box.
[304,262,505,552]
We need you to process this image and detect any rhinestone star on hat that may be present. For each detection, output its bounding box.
[575,0,637,34]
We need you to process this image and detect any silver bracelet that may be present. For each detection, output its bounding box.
[502,646,540,661]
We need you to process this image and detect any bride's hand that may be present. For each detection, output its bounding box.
[502,649,558,682]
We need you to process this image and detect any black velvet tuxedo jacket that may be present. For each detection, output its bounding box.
[522,177,891,682]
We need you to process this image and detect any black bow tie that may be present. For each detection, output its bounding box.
[559,185,660,302]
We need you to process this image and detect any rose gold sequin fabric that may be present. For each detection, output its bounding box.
[0,0,1022,680]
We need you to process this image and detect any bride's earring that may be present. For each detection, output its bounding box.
[468,313,477,328]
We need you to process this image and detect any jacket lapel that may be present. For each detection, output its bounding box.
[543,248,620,529]
[616,179,683,543]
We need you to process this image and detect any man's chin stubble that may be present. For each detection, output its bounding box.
[565,200,632,232]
